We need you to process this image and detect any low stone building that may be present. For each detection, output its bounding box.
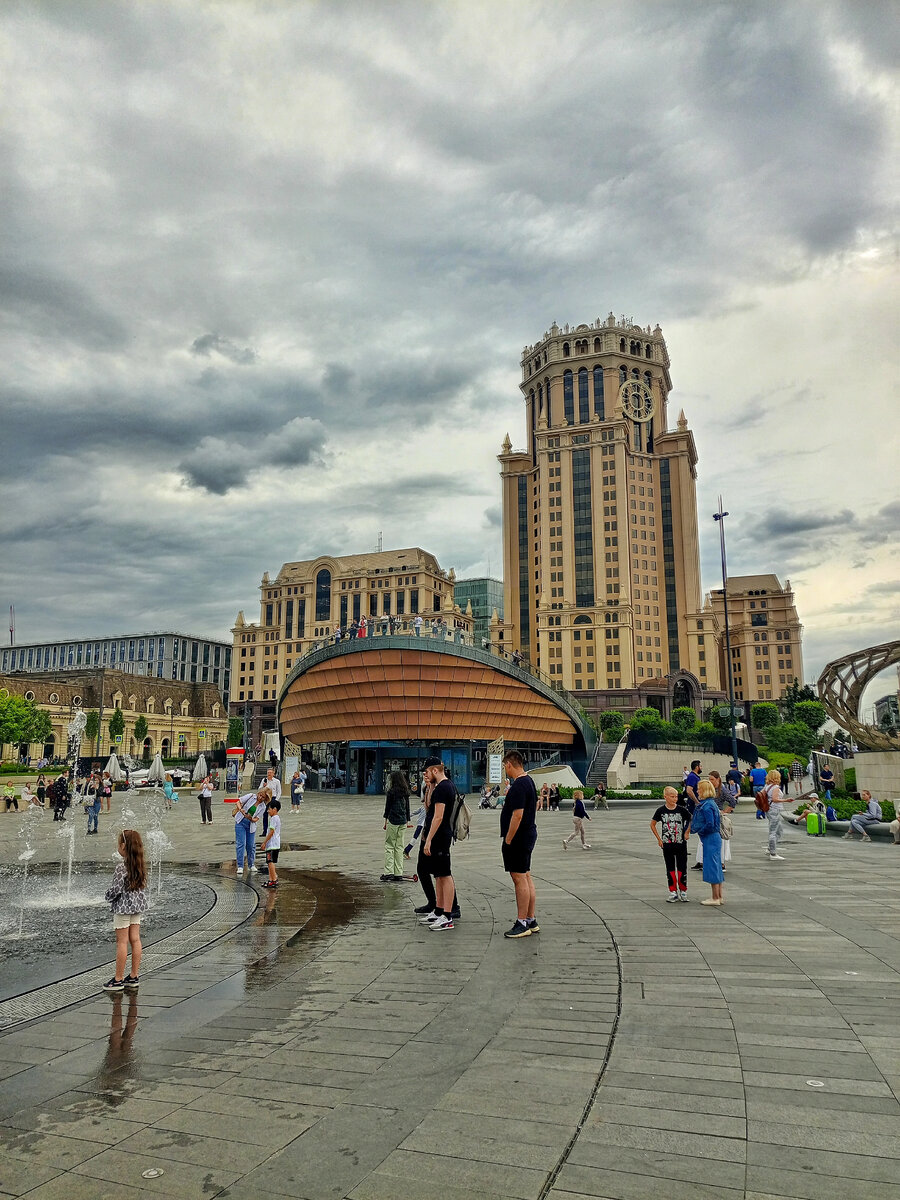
[0,670,227,763]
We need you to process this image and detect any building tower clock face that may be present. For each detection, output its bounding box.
[619,379,655,422]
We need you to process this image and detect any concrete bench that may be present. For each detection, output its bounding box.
[826,819,896,841]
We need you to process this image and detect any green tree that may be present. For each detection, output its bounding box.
[751,702,780,732]
[227,717,245,747]
[630,706,664,730]
[709,703,741,735]
[671,706,698,734]
[764,721,815,758]
[133,715,150,761]
[84,710,100,749]
[794,700,826,734]
[0,694,51,749]
[108,707,125,747]
[783,678,817,719]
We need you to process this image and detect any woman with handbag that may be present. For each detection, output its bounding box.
[692,772,733,872]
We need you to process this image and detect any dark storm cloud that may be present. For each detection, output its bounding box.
[756,508,856,539]
[483,506,502,528]
[179,417,327,495]
[190,334,257,365]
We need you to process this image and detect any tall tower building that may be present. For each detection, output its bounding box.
[499,313,719,714]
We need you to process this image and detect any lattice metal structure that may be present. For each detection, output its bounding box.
[817,640,900,752]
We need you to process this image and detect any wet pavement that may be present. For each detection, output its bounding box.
[0,794,898,1199]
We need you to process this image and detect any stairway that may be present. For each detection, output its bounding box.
[586,741,620,786]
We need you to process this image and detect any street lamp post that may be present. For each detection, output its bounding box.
[713,496,740,771]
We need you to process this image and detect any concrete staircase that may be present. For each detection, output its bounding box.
[586,741,620,786]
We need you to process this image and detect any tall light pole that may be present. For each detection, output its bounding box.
[713,497,740,770]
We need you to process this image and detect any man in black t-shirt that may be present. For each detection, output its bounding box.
[419,756,456,931]
[500,750,539,938]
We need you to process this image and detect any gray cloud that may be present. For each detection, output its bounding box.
[190,333,257,365]
[0,0,895,683]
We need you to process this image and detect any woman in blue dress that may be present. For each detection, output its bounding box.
[694,779,724,906]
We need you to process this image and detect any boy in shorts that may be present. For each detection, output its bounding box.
[260,799,282,889]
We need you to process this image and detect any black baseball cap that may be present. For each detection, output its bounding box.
[422,756,443,769]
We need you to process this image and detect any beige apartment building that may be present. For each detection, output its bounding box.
[498,313,722,717]
[231,548,472,744]
[704,574,803,702]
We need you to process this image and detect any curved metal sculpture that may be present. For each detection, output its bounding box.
[817,640,900,751]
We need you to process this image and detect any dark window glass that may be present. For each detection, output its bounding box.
[285,599,294,640]
[572,449,595,606]
[315,569,331,621]
[265,603,274,626]
[593,365,604,419]
[659,458,679,669]
[578,368,590,424]
[340,595,348,628]
[517,475,531,650]
[297,599,306,638]
[563,370,574,424]
[397,590,405,614]
[410,589,419,613]
[353,592,361,621]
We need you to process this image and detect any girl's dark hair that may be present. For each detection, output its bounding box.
[120,829,147,892]
[389,771,410,797]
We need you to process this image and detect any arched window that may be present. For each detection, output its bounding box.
[619,338,626,352]
[631,368,639,379]
[633,422,642,452]
[593,337,601,353]
[544,378,551,421]
[537,383,543,416]
[593,365,605,420]
[578,368,590,423]
[619,365,627,384]
[562,342,570,357]
[212,703,220,718]
[573,615,592,624]
[315,569,331,621]
[645,344,652,359]
[644,371,652,388]
[181,700,189,717]
[563,370,574,424]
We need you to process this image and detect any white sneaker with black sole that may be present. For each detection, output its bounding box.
[430,914,454,930]
[418,910,440,924]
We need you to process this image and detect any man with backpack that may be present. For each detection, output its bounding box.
[500,750,539,938]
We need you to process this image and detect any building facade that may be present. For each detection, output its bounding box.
[704,574,803,702]
[1,633,232,708]
[453,577,503,646]
[232,547,473,746]
[498,313,720,717]
[0,670,228,763]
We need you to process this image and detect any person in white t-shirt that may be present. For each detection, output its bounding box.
[260,799,282,888]
[233,787,270,873]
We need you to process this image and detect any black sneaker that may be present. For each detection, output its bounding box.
[379,874,393,881]
[691,863,703,871]
[102,978,125,993]
[414,904,432,914]
[123,976,140,990]
[504,921,532,939]
[526,918,540,933]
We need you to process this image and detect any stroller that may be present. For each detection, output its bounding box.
[479,785,500,810]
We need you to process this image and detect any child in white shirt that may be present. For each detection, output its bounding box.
[260,800,282,888]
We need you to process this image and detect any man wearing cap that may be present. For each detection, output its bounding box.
[725,761,742,794]
[418,757,456,931]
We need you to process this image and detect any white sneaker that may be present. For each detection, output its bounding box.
[767,853,785,861]
[666,893,679,902]
[562,839,568,850]
[430,914,454,930]
[678,892,690,902]
[418,911,440,924]
[582,843,591,850]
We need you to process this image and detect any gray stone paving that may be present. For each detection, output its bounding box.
[0,795,897,1198]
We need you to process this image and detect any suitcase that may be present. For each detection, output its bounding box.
[806,811,826,836]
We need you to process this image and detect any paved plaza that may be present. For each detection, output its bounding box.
[0,793,898,1200]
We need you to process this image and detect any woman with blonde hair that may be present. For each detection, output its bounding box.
[690,779,724,906]
[763,768,785,861]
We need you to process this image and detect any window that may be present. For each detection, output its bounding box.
[572,449,595,607]
[563,370,574,424]
[315,569,331,621]
[578,368,590,424]
[593,365,604,420]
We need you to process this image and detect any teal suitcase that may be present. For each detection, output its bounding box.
[806,812,826,836]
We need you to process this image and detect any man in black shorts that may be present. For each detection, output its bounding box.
[419,756,456,931]
[500,750,538,938]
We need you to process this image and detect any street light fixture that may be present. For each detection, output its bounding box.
[713,496,740,770]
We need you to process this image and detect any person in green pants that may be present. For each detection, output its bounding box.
[381,771,410,881]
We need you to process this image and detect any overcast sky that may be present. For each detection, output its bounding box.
[1,0,897,704]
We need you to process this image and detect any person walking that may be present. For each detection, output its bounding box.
[650,785,692,901]
[381,770,410,881]
[845,791,882,842]
[84,772,101,835]
[691,780,725,906]
[103,829,150,993]
[162,775,178,810]
[289,768,304,813]
[500,749,539,938]
[197,774,214,825]
[563,789,591,849]
[750,761,768,820]
[790,758,804,796]
[418,757,456,930]
[762,768,786,860]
